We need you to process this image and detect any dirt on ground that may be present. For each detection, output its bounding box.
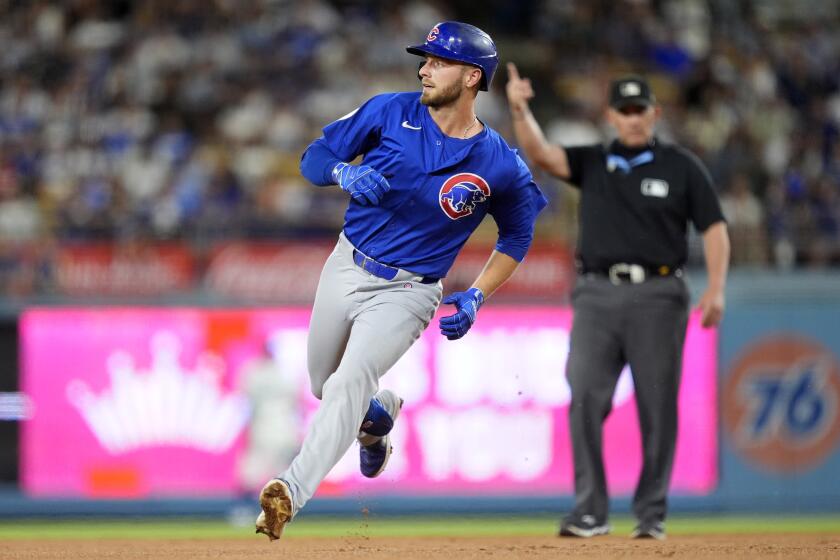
[3,534,840,560]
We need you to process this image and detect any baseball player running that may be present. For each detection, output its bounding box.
[255,21,547,541]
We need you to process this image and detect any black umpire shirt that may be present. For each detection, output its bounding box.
[565,138,724,272]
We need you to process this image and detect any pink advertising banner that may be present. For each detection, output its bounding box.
[21,308,717,498]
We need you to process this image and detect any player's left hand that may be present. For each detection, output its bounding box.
[439,287,484,340]
[696,288,725,328]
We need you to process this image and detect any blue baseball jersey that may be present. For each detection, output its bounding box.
[305,92,547,278]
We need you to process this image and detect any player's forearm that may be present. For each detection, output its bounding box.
[470,250,520,299]
[510,102,570,179]
[300,139,343,186]
[702,221,730,293]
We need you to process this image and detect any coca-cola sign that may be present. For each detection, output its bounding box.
[206,243,334,302]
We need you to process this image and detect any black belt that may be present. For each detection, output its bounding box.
[352,249,439,284]
[582,263,682,285]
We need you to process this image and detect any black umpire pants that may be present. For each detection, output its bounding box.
[566,272,689,525]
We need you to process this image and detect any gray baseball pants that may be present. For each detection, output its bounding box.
[566,272,689,526]
[280,233,442,513]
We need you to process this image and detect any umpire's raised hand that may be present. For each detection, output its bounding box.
[506,62,535,110]
[332,162,391,206]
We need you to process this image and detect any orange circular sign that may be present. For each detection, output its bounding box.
[722,336,840,473]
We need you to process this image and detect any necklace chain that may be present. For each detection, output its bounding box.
[463,116,478,138]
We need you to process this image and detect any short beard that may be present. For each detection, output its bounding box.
[420,79,464,108]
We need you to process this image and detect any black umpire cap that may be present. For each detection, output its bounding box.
[609,76,656,109]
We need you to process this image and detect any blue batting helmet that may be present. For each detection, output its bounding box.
[406,22,498,91]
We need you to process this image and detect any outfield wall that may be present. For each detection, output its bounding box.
[0,271,839,517]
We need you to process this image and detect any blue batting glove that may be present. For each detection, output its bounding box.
[332,162,391,206]
[439,287,485,340]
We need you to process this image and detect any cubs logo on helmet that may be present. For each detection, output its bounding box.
[439,173,491,220]
[427,26,440,42]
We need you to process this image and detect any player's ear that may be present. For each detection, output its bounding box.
[464,67,482,90]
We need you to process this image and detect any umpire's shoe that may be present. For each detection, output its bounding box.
[255,478,294,541]
[359,389,403,478]
[631,521,666,540]
[559,514,610,538]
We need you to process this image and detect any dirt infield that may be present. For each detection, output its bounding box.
[4,534,840,559]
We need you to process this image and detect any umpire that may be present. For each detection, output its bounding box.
[506,65,729,540]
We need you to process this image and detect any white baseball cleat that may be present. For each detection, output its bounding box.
[255,478,294,542]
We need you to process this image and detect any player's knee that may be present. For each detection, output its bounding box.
[309,382,323,400]
[321,371,375,402]
[307,368,331,400]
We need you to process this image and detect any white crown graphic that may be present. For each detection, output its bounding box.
[66,331,250,455]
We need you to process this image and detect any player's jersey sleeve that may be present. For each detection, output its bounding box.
[320,93,397,162]
[563,145,600,188]
[489,153,548,262]
[681,148,725,232]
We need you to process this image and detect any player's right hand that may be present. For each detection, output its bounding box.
[505,62,535,110]
[332,163,391,206]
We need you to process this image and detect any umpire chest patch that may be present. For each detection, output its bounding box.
[640,178,669,198]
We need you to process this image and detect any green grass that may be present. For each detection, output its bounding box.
[0,515,838,540]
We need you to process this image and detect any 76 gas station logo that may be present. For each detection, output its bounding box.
[722,337,840,472]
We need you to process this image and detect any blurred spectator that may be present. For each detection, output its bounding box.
[804,177,840,266]
[720,172,767,265]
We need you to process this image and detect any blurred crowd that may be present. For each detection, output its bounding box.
[1,0,839,279]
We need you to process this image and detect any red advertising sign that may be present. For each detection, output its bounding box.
[205,243,335,302]
[42,240,575,301]
[55,244,195,296]
[445,244,575,299]
[206,242,575,302]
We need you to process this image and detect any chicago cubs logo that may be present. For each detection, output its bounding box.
[722,336,840,473]
[427,26,440,42]
[439,173,491,220]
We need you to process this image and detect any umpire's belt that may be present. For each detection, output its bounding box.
[352,249,439,284]
[584,263,682,285]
